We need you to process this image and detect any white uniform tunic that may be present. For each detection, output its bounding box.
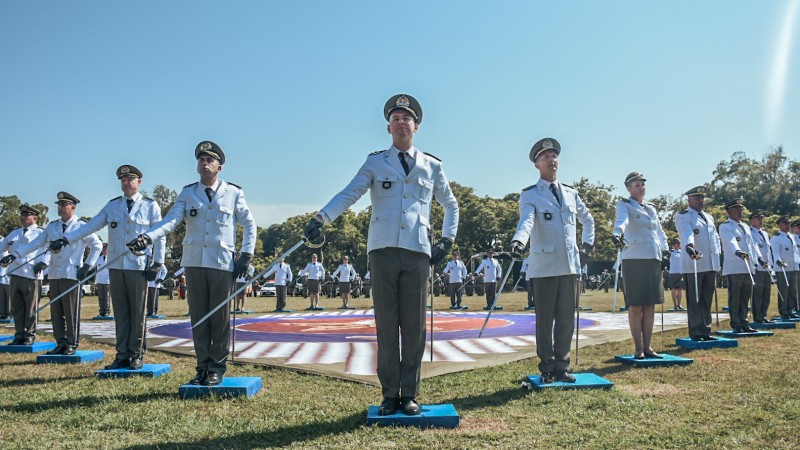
[264,262,293,286]
[475,258,502,283]
[771,231,800,270]
[15,216,102,280]
[443,260,467,283]
[332,264,356,282]
[719,218,760,276]
[612,198,668,261]
[300,262,325,280]
[675,208,721,274]
[0,225,50,280]
[750,226,772,272]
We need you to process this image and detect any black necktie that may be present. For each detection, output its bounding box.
[698,211,707,223]
[22,228,28,235]
[62,223,67,233]
[205,187,214,203]
[549,183,561,205]
[398,152,410,175]
[126,198,134,213]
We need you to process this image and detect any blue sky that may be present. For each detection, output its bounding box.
[2,1,798,228]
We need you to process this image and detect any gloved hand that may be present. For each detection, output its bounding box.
[156,278,164,284]
[610,235,625,250]
[579,242,594,266]
[430,238,453,265]
[233,252,252,279]
[127,234,152,252]
[662,250,671,259]
[776,260,787,268]
[685,244,702,260]
[76,263,92,280]
[735,250,750,260]
[509,240,526,259]
[145,262,162,282]
[304,217,323,241]
[0,254,16,267]
[33,262,47,276]
[757,257,768,269]
[49,238,70,253]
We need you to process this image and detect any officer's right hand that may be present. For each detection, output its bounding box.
[127,234,152,252]
[33,262,47,276]
[685,244,703,260]
[0,254,16,268]
[509,240,525,259]
[757,257,768,269]
[304,218,323,241]
[610,235,625,249]
[76,263,92,280]
[430,238,453,265]
[777,260,788,268]
[735,250,750,260]
[49,238,70,253]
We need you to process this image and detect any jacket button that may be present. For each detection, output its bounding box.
[401,225,406,229]
[403,210,407,213]
[403,195,408,198]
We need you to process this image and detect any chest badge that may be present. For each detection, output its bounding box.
[544,212,552,220]
[693,229,699,235]
[636,214,641,219]
[382,181,392,189]
[110,222,117,229]
[735,237,741,241]
[190,208,197,217]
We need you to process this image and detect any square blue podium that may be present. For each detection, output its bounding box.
[0,341,57,353]
[231,310,253,314]
[366,403,460,429]
[676,337,738,349]
[667,308,687,313]
[483,306,504,311]
[716,330,774,338]
[146,314,167,319]
[524,373,613,391]
[577,307,593,311]
[95,364,171,379]
[773,317,800,322]
[0,318,13,324]
[272,309,293,313]
[179,377,262,399]
[305,307,324,311]
[615,354,694,367]
[92,315,115,321]
[37,350,105,364]
[524,306,536,311]
[0,335,13,343]
[749,321,795,330]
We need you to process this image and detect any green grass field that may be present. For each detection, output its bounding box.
[1,288,798,449]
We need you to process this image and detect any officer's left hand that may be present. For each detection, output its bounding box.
[33,262,47,276]
[661,249,671,259]
[0,254,16,267]
[304,218,323,242]
[757,257,768,269]
[579,242,594,266]
[127,234,152,252]
[509,240,526,259]
[145,262,162,282]
[430,238,453,265]
[49,238,70,253]
[735,250,750,260]
[76,263,92,280]
[233,252,253,279]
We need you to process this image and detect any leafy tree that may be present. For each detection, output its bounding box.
[0,195,50,237]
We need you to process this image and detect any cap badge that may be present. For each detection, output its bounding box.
[542,139,554,150]
[697,186,705,194]
[396,96,410,108]
[57,192,64,199]
[120,166,130,174]
[200,142,213,151]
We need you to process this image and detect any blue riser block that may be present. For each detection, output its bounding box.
[95,364,171,379]
[37,350,105,364]
[525,373,614,391]
[667,309,686,312]
[482,306,504,311]
[272,310,293,313]
[146,315,167,319]
[0,335,13,343]
[0,342,57,353]
[179,377,262,399]
[773,317,800,322]
[367,403,460,429]
[524,307,536,311]
[231,310,253,314]
[615,354,694,367]
[676,337,738,349]
[716,330,774,338]
[578,307,593,311]
[92,316,115,321]
[304,307,325,311]
[0,318,13,324]
[749,322,796,329]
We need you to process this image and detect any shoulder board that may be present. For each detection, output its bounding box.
[79,218,89,223]
[621,198,631,203]
[227,182,242,190]
[110,195,122,202]
[184,182,199,189]
[646,202,655,207]
[521,184,536,192]
[679,210,688,214]
[141,197,153,202]
[561,184,573,189]
[423,152,441,162]
[368,150,385,156]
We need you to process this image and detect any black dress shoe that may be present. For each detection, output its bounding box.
[540,371,554,384]
[62,346,76,355]
[553,371,576,383]
[691,336,703,341]
[702,336,719,341]
[732,327,745,334]
[790,313,800,319]
[203,372,221,386]
[742,326,758,333]
[128,357,144,370]
[378,397,399,416]
[105,359,130,370]
[189,370,207,385]
[400,397,420,415]
[23,337,35,345]
[46,344,66,355]
[764,319,775,323]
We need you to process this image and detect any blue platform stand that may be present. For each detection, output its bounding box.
[146,314,167,319]
[577,307,593,311]
[95,364,171,379]
[92,315,115,321]
[619,306,629,312]
[0,318,13,324]
[750,321,795,330]
[667,308,686,313]
[675,337,738,349]
[37,350,105,364]
[482,306,504,311]
[366,403,460,429]
[0,341,57,353]
[179,377,262,399]
[716,330,774,338]
[773,316,800,322]
[304,307,324,311]
[449,306,469,310]
[524,373,613,391]
[524,306,536,311]
[231,310,253,315]
[615,354,694,367]
[0,335,13,343]
[272,309,293,313]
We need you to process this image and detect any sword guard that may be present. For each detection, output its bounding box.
[304,231,326,249]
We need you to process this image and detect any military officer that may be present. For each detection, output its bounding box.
[299,253,325,309]
[749,210,773,323]
[474,249,503,309]
[264,258,292,312]
[675,186,722,340]
[520,255,535,309]
[146,264,168,316]
[0,238,10,320]
[718,198,760,333]
[442,250,467,309]
[129,141,256,386]
[8,192,102,354]
[94,244,112,316]
[233,259,255,312]
[52,165,166,369]
[303,94,459,416]
[510,138,595,383]
[332,256,356,309]
[668,239,685,310]
[793,220,800,315]
[0,205,50,345]
[770,217,800,319]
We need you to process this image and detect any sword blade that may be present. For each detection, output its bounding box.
[478,257,516,338]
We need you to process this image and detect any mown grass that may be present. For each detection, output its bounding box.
[1,289,797,449]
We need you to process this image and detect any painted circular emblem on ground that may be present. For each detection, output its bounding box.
[148,312,600,343]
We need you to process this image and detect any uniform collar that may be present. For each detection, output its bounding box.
[125,192,142,203]
[61,216,78,227]
[202,179,222,192]
[392,145,418,161]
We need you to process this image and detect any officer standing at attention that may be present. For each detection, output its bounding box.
[675,186,722,341]
[520,255,535,309]
[233,258,255,312]
[474,249,503,310]
[442,250,467,309]
[0,205,50,345]
[299,253,325,309]
[668,239,685,311]
[771,217,800,319]
[264,257,292,312]
[0,238,10,320]
[95,244,113,317]
[129,141,256,386]
[332,256,356,309]
[510,138,594,383]
[749,211,773,323]
[52,165,165,369]
[7,192,102,354]
[303,94,459,416]
[146,264,168,316]
[718,198,760,333]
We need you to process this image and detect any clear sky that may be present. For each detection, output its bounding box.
[2,1,798,228]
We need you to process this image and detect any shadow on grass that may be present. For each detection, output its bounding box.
[125,411,365,449]
[0,375,87,388]
[8,390,175,413]
[447,386,528,411]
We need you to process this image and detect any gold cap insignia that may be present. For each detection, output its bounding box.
[697,187,705,193]
[200,142,213,151]
[396,96,410,108]
[57,192,64,199]
[120,166,130,174]
[542,139,554,150]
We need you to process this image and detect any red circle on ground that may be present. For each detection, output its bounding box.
[238,317,512,335]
